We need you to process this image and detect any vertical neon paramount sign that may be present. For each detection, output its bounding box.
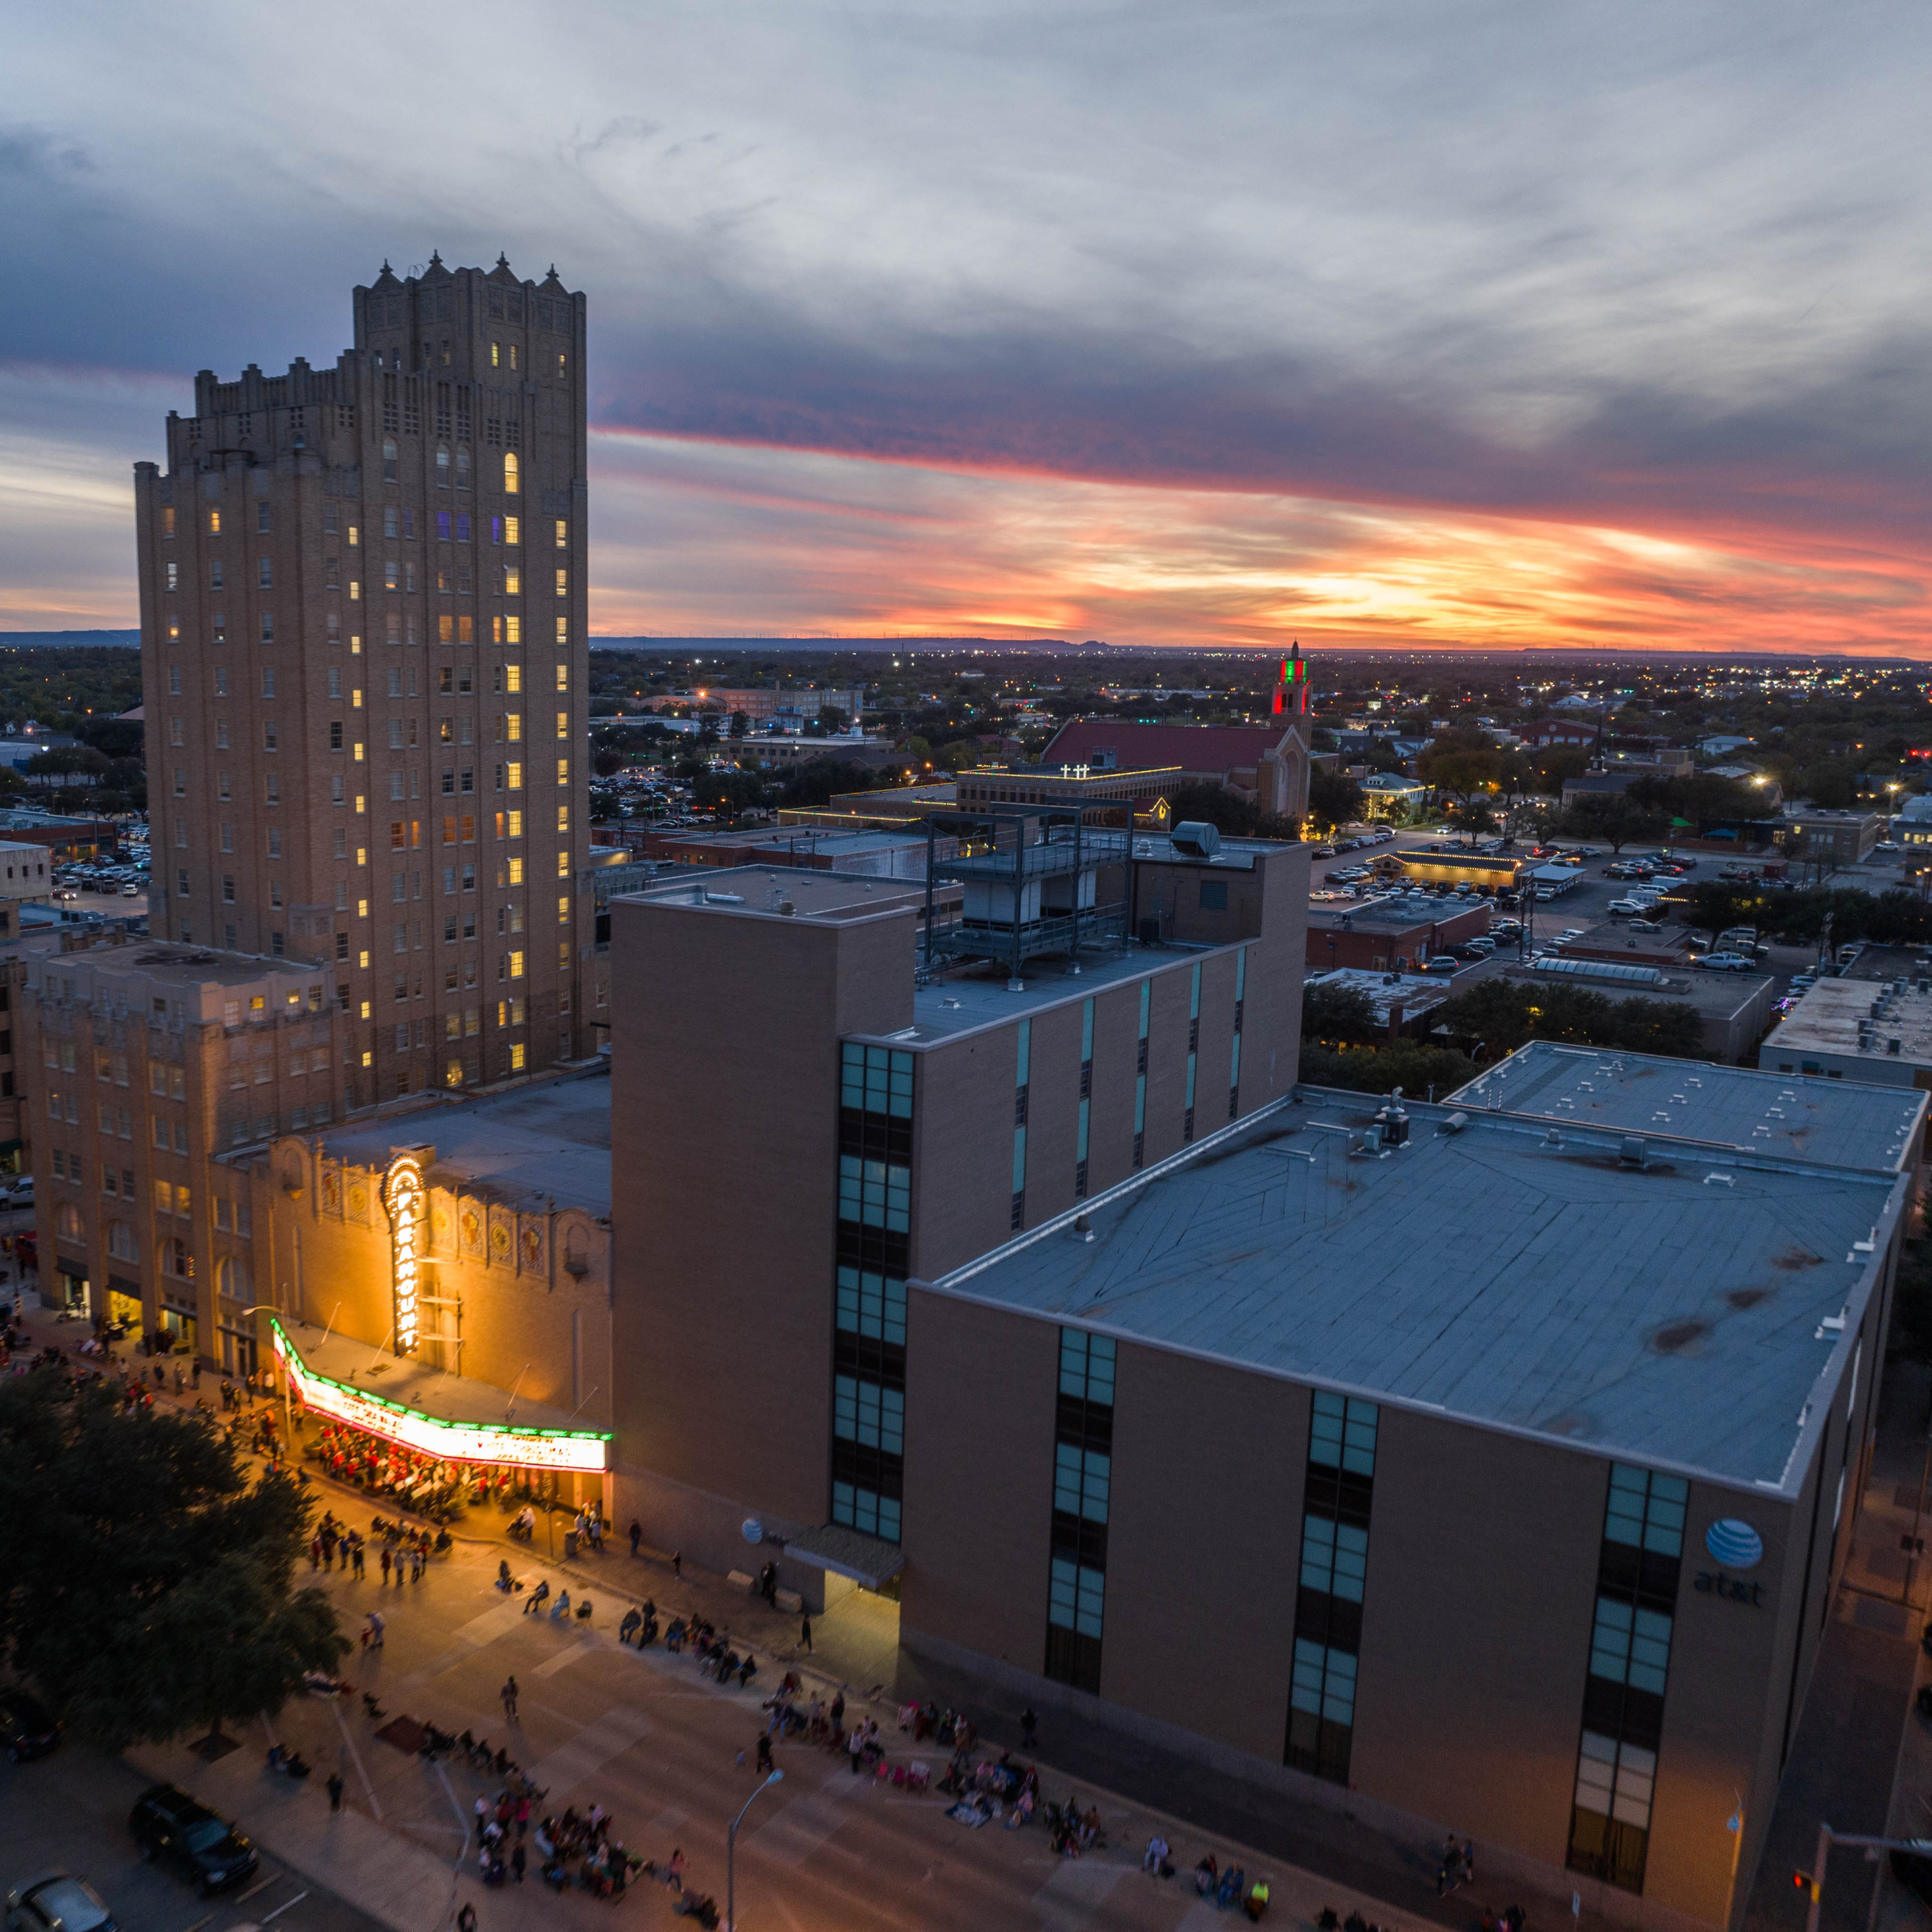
[384,1153,426,1356]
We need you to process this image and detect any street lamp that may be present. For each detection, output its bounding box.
[726,1769,783,1931]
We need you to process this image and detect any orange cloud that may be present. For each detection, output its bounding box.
[587,433,1932,655]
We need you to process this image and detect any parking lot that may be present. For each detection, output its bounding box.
[1305,829,1877,1001]
[0,1740,384,1932]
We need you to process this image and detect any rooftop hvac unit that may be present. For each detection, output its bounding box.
[1171,821,1222,858]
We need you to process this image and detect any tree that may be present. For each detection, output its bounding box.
[728,710,751,739]
[1414,734,1502,814]
[1302,981,1378,1047]
[1307,768,1365,832]
[593,746,625,778]
[1165,782,1258,837]
[0,1370,345,1749]
[1563,792,1662,853]
[816,705,851,735]
[1297,1040,1477,1097]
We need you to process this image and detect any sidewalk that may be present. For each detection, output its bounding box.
[19,1307,1617,1932]
[1743,1358,1930,1932]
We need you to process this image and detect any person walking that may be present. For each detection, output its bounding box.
[1021,1706,1038,1749]
[629,1519,642,1558]
[1462,1840,1476,1886]
[755,1732,773,1776]
[380,1546,392,1585]
[456,1904,476,1932]
[326,1771,344,1813]
[351,1538,366,1579]
[501,1677,519,1721]
[848,1723,864,1775]
[511,1842,526,1885]
[800,1614,812,1653]
[671,1549,682,1580]
[367,1609,384,1649]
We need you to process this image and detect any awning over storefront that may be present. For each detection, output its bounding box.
[270,1317,610,1474]
[783,1523,905,1591]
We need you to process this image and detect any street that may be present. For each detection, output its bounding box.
[116,1504,1430,1932]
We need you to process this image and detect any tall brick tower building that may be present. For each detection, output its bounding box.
[133,256,591,1106]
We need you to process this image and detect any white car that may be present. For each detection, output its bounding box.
[1697,951,1756,972]
[1628,919,1664,934]
[1606,899,1655,916]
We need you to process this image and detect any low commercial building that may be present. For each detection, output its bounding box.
[1359,773,1427,821]
[1037,719,1313,823]
[905,1063,1910,1932]
[1493,962,1777,1065]
[1783,809,1884,867]
[17,938,343,1349]
[1392,850,1523,890]
[1307,894,1492,972]
[778,781,959,829]
[1303,967,1449,1039]
[953,765,1178,829]
[1760,975,1932,1089]
[256,1067,615,1511]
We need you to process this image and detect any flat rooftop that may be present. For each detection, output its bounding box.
[934,1082,1900,1492]
[1764,977,1932,1071]
[318,1068,612,1216]
[1450,1039,1924,1173]
[897,940,1220,1042]
[629,865,932,923]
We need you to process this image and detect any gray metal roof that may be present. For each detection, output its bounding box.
[319,1068,612,1216]
[931,1088,1900,1493]
[1452,1040,1925,1173]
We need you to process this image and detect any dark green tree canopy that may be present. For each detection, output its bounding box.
[0,1369,346,1749]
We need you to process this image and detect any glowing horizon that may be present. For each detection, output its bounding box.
[2,5,1926,660]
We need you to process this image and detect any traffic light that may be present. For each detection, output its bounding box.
[1792,1872,1808,1891]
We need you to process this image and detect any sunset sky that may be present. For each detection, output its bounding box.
[3,1,1927,654]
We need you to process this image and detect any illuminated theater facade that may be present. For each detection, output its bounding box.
[243,1065,615,1505]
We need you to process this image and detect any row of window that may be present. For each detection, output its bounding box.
[162,610,572,653]
[1046,1329,1116,1693]
[830,1048,914,1547]
[1565,1464,1688,1895]
[1287,1392,1380,1783]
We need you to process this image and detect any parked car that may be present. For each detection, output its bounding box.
[1607,898,1656,916]
[1628,919,1664,935]
[1422,956,1460,976]
[1875,839,1901,853]
[1697,952,1756,972]
[5,1876,114,1932]
[119,883,141,897]
[0,1692,61,1761]
[128,1785,258,1895]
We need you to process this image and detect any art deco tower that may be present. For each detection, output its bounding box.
[133,255,592,1106]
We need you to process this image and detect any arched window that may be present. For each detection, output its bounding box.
[158,1236,191,1280]
[107,1221,138,1263]
[216,1255,252,1301]
[382,439,398,484]
[436,445,450,488]
[503,453,520,496]
[455,448,470,490]
[56,1203,82,1242]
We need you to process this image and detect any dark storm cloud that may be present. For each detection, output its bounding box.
[2,0,1928,641]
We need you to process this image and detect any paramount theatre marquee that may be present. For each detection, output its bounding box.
[271,1317,611,1473]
